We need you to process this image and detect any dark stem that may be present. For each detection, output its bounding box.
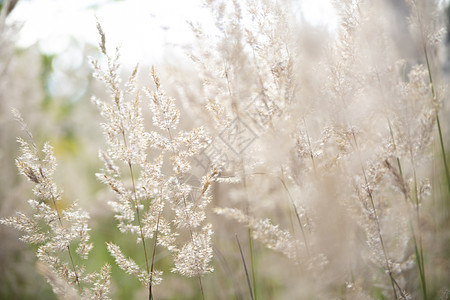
[198,275,206,300]
[278,174,310,258]
[248,171,310,259]
[51,196,82,294]
[352,131,402,300]
[236,235,254,300]
[149,211,161,300]
[128,162,151,293]
[241,171,257,300]
[121,128,151,298]
[424,44,450,197]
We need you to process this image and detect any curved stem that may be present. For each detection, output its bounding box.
[352,131,402,300]
[149,211,161,300]
[128,162,151,300]
[51,196,82,294]
[120,125,151,298]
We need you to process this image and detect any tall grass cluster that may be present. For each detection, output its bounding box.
[1,0,450,299]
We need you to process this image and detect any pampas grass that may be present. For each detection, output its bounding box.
[1,0,450,299]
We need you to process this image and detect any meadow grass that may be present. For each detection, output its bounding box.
[1,0,450,299]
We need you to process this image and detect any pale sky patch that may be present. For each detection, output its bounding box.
[8,0,337,66]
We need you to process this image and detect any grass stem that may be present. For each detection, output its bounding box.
[236,235,254,300]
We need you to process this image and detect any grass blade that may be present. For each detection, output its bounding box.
[236,234,254,300]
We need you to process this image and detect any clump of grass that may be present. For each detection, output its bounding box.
[1,0,450,299]
[90,22,219,300]
[1,110,111,299]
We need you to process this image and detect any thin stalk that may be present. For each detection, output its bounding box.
[183,216,206,300]
[411,221,427,300]
[121,125,151,299]
[66,246,82,294]
[51,195,82,294]
[242,172,257,300]
[199,276,206,300]
[351,131,402,300]
[167,127,206,300]
[436,115,450,197]
[410,153,427,300]
[350,70,404,297]
[114,82,151,299]
[388,117,427,300]
[419,42,438,300]
[423,45,450,198]
[278,174,310,258]
[278,177,311,257]
[149,211,161,300]
[128,162,151,300]
[236,235,254,300]
[286,203,302,261]
[170,187,208,300]
[247,228,257,300]
[183,214,206,300]
[213,246,243,300]
[250,171,310,258]
[383,54,428,297]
